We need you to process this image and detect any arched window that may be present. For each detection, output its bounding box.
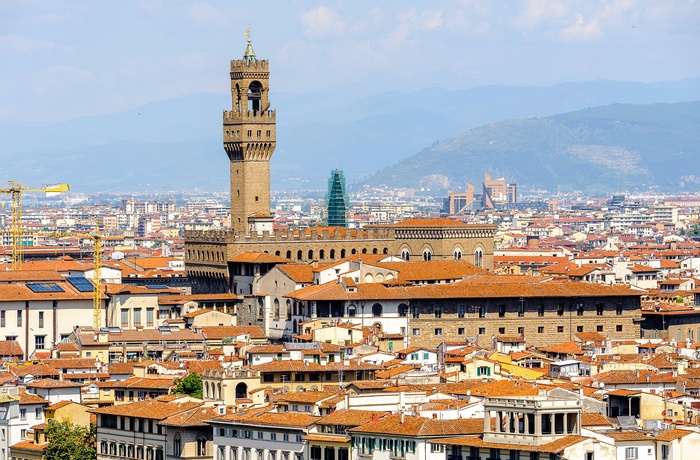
[196,436,207,456]
[474,248,483,267]
[341,249,346,258]
[362,248,367,254]
[398,304,408,317]
[297,250,303,260]
[286,299,292,320]
[401,249,410,261]
[173,434,182,457]
[454,248,462,260]
[351,249,357,255]
[383,248,389,254]
[348,305,356,317]
[286,250,292,259]
[372,303,383,317]
[423,249,432,261]
[330,249,336,259]
[274,299,280,319]
[372,248,378,254]
[308,250,314,260]
[275,250,281,256]
[319,249,325,260]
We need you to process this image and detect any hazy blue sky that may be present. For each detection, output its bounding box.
[2,0,698,122]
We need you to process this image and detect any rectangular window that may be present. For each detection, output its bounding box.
[412,306,420,319]
[538,304,545,317]
[498,304,506,318]
[458,305,466,318]
[146,308,154,327]
[576,302,584,316]
[616,303,623,315]
[478,327,486,335]
[258,431,264,439]
[0,310,4,328]
[19,409,26,420]
[518,327,525,334]
[625,447,638,459]
[434,305,442,318]
[617,325,623,332]
[597,325,604,332]
[558,326,564,333]
[412,328,420,336]
[577,326,584,332]
[121,309,129,328]
[498,327,505,334]
[557,304,564,316]
[35,336,45,350]
[38,311,44,328]
[458,327,465,335]
[478,305,485,318]
[434,328,442,336]
[538,326,544,333]
[596,303,604,316]
[17,310,21,328]
[134,309,142,327]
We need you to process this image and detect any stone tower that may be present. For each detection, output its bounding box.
[224,35,276,234]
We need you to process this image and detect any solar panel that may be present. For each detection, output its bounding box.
[26,283,64,293]
[147,284,169,289]
[66,276,95,292]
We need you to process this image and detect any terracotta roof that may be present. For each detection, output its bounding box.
[159,405,218,427]
[18,390,49,405]
[212,407,319,428]
[277,264,315,284]
[303,433,351,443]
[91,399,203,419]
[655,428,695,441]
[9,439,48,451]
[371,260,488,282]
[350,414,485,437]
[97,376,177,390]
[230,252,291,264]
[0,270,63,282]
[581,412,612,426]
[0,340,23,357]
[201,325,266,340]
[26,379,83,389]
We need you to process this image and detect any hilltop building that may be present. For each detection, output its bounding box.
[325,169,349,228]
[184,40,496,293]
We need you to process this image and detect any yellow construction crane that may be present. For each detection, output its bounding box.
[0,181,70,270]
[90,224,103,332]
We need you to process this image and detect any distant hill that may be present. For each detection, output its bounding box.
[365,101,700,193]
[0,79,698,192]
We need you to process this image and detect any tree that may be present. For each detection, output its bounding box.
[173,371,203,399]
[43,419,96,460]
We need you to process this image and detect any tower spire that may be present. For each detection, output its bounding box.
[243,24,257,63]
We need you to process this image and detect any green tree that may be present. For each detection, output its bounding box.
[173,371,203,399]
[43,419,96,460]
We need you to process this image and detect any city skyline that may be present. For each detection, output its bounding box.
[2,0,699,123]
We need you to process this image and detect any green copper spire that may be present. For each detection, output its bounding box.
[243,26,257,63]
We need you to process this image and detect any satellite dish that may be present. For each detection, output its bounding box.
[599,382,605,389]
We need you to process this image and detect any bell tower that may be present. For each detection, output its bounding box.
[224,30,276,234]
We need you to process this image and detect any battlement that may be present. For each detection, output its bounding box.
[185,226,395,244]
[223,110,276,123]
[230,59,269,70]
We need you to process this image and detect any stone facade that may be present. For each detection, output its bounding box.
[407,294,641,348]
[186,223,496,293]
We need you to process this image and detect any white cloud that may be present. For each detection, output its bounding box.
[0,34,67,54]
[300,6,345,39]
[560,13,603,42]
[47,65,93,80]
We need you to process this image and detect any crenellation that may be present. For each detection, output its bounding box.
[230,58,270,71]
